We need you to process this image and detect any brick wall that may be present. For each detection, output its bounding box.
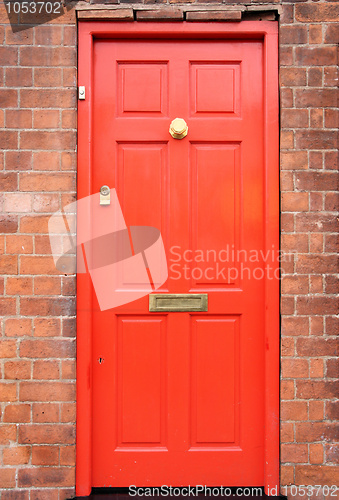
[0,1,338,498]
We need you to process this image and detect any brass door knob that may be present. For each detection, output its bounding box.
[169,118,188,139]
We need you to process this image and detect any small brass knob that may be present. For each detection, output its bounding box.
[169,118,188,140]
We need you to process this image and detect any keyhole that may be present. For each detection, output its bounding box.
[98,357,104,364]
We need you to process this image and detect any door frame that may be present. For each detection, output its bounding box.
[77,20,279,497]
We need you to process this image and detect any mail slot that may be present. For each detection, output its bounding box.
[149,294,208,312]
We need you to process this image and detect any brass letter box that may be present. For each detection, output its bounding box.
[149,294,208,312]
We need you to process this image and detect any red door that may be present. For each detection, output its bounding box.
[78,28,279,489]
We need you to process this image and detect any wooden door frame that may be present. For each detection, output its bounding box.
[77,20,279,497]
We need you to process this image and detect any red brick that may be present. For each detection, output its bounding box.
[310,359,324,378]
[309,443,324,465]
[18,467,75,487]
[280,465,294,487]
[62,276,76,296]
[281,380,294,400]
[296,255,338,274]
[280,88,293,110]
[62,109,77,129]
[0,382,17,402]
[21,89,75,109]
[20,172,75,191]
[280,25,307,45]
[280,130,294,150]
[0,300,16,320]
[324,23,339,44]
[296,380,338,400]
[326,401,339,420]
[30,491,58,500]
[33,360,60,380]
[325,192,338,211]
[5,68,33,87]
[5,151,32,171]
[34,68,62,87]
[297,129,338,150]
[0,46,18,65]
[309,275,323,294]
[325,444,339,464]
[281,234,308,253]
[281,192,308,212]
[325,108,338,128]
[61,151,76,171]
[20,255,60,273]
[60,445,76,465]
[296,337,338,357]
[280,46,293,67]
[62,360,75,379]
[281,401,308,422]
[309,193,323,212]
[296,3,339,22]
[20,338,75,358]
[281,317,309,337]
[308,67,322,87]
[6,109,32,128]
[326,358,339,378]
[325,151,338,171]
[6,235,33,254]
[64,26,76,46]
[282,359,309,379]
[297,296,338,315]
[3,403,31,422]
[33,151,60,171]
[295,465,339,486]
[61,402,76,423]
[295,89,337,108]
[0,89,18,107]
[20,297,76,316]
[20,131,76,150]
[34,276,61,295]
[20,381,75,402]
[7,277,33,296]
[281,109,308,129]
[32,445,59,465]
[63,67,76,87]
[281,422,294,443]
[20,46,76,66]
[19,424,75,444]
[0,172,18,191]
[34,25,63,45]
[33,193,60,213]
[295,213,338,232]
[5,318,32,337]
[309,401,324,421]
[0,424,16,445]
[0,468,16,488]
[34,318,61,337]
[0,217,18,234]
[0,339,17,358]
[33,403,59,423]
[310,317,324,336]
[4,361,31,380]
[0,130,18,148]
[33,110,60,129]
[281,444,308,464]
[309,24,323,45]
[310,108,323,129]
[281,151,308,171]
[6,26,33,44]
[2,446,30,465]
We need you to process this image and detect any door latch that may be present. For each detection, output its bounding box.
[100,185,110,205]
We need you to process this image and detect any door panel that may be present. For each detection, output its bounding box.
[91,38,265,486]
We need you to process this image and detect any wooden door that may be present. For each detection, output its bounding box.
[77,23,279,493]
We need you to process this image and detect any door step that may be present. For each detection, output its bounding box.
[69,488,288,500]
